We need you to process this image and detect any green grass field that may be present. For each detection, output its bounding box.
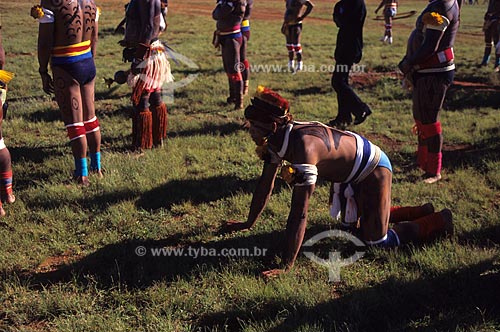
[0,0,499,331]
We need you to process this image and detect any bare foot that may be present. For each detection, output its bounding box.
[1,193,15,204]
[74,176,90,187]
[261,268,286,280]
[0,206,5,217]
[423,173,441,184]
[90,169,104,178]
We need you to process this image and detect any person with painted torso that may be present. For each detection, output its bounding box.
[282,0,314,73]
[224,87,453,277]
[375,0,398,44]
[34,0,102,186]
[398,0,460,184]
[122,0,173,150]
[241,0,253,95]
[213,0,247,110]
[480,0,500,69]
[0,26,16,216]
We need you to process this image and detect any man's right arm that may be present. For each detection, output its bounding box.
[245,162,280,229]
[223,162,279,232]
[37,3,55,94]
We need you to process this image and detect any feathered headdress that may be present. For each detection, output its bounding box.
[244,85,291,123]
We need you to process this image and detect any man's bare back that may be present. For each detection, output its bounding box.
[41,0,97,47]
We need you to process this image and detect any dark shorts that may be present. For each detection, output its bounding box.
[52,57,96,85]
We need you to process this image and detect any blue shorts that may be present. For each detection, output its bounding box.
[52,57,96,86]
[378,151,392,173]
[385,7,397,18]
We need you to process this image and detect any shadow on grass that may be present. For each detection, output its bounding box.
[136,175,255,210]
[392,129,500,180]
[24,187,140,212]
[95,85,130,101]
[289,86,325,96]
[12,229,284,289]
[169,122,243,138]
[9,145,64,163]
[23,174,260,213]
[10,223,348,290]
[5,222,499,331]
[196,259,500,332]
[22,109,61,123]
[457,223,500,248]
[445,84,500,111]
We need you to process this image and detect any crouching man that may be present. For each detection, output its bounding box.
[224,86,453,278]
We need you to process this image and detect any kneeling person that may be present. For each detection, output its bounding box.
[225,86,453,278]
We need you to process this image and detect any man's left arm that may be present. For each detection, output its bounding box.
[262,184,315,278]
[399,13,449,74]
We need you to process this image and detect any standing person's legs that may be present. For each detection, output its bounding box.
[132,92,153,150]
[412,71,453,183]
[330,64,353,127]
[52,66,89,185]
[149,90,168,147]
[286,28,295,71]
[0,144,12,216]
[221,37,244,109]
[386,15,394,44]
[81,78,102,175]
[493,22,500,70]
[482,26,493,66]
[293,24,303,71]
[241,32,250,95]
[0,106,14,216]
[383,15,392,42]
[331,63,371,127]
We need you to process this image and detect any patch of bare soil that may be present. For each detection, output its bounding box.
[451,80,500,92]
[364,132,406,151]
[171,0,332,23]
[350,71,402,88]
[34,249,83,274]
[348,71,500,92]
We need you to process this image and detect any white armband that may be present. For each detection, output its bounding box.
[0,88,6,106]
[292,164,318,186]
[39,7,55,24]
[422,12,449,32]
[159,13,166,31]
